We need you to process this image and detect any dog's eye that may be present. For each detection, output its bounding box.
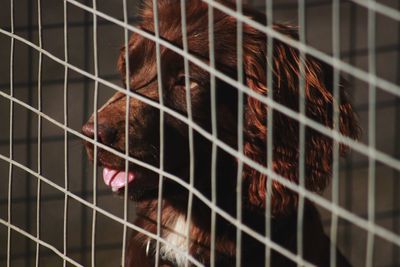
[175,76,198,90]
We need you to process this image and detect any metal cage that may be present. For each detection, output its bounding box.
[0,0,399,266]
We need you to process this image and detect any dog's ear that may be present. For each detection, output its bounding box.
[242,24,360,214]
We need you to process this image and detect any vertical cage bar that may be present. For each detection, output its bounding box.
[26,0,34,263]
[7,0,15,266]
[366,0,376,266]
[235,1,244,266]
[62,1,69,266]
[153,0,165,265]
[297,0,306,264]
[265,0,273,266]
[121,0,130,266]
[81,1,91,262]
[91,0,99,265]
[35,0,43,265]
[330,0,341,266]
[208,2,217,266]
[179,0,195,266]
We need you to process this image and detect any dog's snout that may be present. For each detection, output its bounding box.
[82,123,117,145]
[98,125,118,144]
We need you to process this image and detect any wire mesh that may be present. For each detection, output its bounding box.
[0,0,399,266]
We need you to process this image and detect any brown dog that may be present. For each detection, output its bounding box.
[82,0,360,266]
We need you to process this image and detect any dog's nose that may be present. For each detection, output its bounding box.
[82,123,95,139]
[82,123,117,145]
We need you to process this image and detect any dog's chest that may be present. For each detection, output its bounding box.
[149,215,189,266]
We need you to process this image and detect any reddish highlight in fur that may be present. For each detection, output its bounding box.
[83,0,360,266]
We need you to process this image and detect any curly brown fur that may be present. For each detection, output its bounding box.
[82,0,360,266]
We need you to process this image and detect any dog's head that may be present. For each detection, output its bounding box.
[82,0,360,216]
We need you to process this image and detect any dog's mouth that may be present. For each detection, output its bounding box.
[103,167,135,192]
[96,144,191,199]
[100,162,162,200]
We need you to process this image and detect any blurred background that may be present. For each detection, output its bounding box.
[0,0,399,266]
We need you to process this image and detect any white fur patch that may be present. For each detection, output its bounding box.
[158,215,189,266]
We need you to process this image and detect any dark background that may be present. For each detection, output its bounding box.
[0,0,399,266]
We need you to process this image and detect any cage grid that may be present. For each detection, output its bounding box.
[0,0,399,266]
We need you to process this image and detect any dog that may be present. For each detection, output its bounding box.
[82,0,360,266]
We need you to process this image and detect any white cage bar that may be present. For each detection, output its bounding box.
[0,0,400,266]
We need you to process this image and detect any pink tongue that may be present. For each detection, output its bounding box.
[103,167,135,190]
